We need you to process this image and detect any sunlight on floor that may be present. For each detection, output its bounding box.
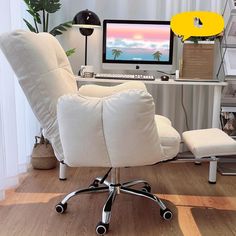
[178,207,202,236]
[157,194,236,210]
[1,189,235,236]
[1,189,236,209]
[0,190,64,205]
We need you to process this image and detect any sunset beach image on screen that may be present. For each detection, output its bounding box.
[106,23,171,62]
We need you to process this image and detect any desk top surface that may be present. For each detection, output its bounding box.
[76,76,228,86]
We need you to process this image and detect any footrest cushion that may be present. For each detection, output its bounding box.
[182,128,236,158]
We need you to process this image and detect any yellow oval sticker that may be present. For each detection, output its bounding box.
[170,11,224,41]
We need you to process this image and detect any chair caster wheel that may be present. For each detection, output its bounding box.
[141,184,151,193]
[95,221,109,235]
[160,208,172,220]
[55,202,67,214]
[89,179,99,188]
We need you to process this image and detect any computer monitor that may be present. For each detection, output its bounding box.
[102,19,174,71]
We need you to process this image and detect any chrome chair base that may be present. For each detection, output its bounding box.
[55,168,172,235]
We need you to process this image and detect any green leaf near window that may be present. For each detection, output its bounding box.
[23,19,37,32]
[50,21,72,36]
[66,48,76,57]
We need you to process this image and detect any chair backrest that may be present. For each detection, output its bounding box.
[0,30,77,161]
[57,89,164,167]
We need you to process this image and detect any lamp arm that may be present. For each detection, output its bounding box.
[85,35,88,65]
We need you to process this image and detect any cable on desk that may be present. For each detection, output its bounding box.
[156,70,176,76]
[181,85,190,131]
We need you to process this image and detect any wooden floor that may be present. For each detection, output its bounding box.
[0,162,236,236]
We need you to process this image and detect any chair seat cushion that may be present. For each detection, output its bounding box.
[182,128,236,158]
[78,81,147,98]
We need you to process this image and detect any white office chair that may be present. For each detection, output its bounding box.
[55,89,180,235]
[0,30,149,179]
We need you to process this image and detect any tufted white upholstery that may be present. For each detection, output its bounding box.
[0,30,77,161]
[78,82,180,160]
[56,89,180,233]
[57,89,180,167]
[0,30,180,173]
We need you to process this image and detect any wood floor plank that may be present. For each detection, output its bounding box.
[0,163,236,236]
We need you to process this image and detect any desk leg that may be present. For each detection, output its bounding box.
[212,86,222,128]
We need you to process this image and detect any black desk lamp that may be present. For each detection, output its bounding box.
[73,9,101,65]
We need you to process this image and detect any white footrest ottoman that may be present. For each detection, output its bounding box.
[182,128,236,183]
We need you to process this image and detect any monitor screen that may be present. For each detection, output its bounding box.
[102,19,174,71]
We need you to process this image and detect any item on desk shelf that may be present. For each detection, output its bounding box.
[161,75,169,81]
[80,65,94,78]
[175,70,179,79]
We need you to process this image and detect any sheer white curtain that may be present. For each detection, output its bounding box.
[0,0,40,200]
[58,0,226,133]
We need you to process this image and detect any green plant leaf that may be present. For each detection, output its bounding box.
[49,21,72,36]
[23,0,30,5]
[23,0,31,8]
[28,0,44,12]
[26,9,41,24]
[23,0,40,12]
[23,19,37,32]
[63,22,72,27]
[44,0,61,13]
[24,0,61,13]
[66,48,76,57]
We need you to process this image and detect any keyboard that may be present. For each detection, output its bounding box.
[95,73,155,81]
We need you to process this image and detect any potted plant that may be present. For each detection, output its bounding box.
[23,0,75,56]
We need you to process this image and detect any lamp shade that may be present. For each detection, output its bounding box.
[72,10,101,65]
[73,9,101,29]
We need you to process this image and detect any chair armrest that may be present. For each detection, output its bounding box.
[78,81,147,97]
[155,115,172,126]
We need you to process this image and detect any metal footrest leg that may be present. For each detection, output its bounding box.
[209,156,217,184]
[59,161,67,181]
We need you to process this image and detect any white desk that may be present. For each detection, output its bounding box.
[76,77,227,128]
